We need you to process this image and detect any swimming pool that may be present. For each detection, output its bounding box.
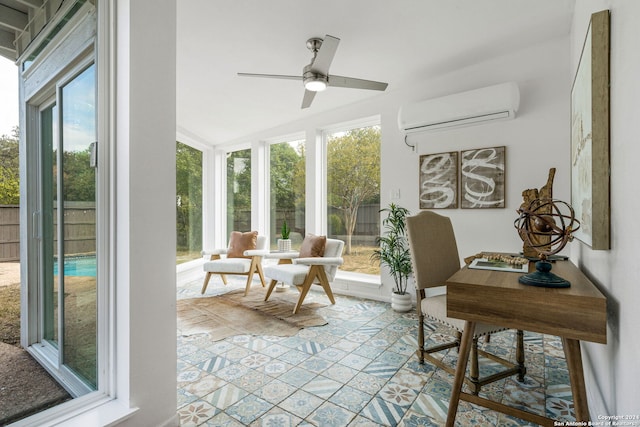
[53,256,97,277]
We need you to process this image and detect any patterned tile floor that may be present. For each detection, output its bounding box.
[177,277,575,426]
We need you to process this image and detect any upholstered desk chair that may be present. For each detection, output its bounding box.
[406,211,526,395]
[263,236,344,314]
[201,231,268,296]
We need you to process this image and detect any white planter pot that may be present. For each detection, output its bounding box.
[277,239,292,252]
[391,291,412,312]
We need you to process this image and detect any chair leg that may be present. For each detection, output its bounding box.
[293,271,317,314]
[201,272,213,294]
[417,312,425,364]
[256,262,266,287]
[243,274,253,296]
[470,336,481,395]
[219,274,228,285]
[265,279,278,302]
[244,258,260,296]
[315,266,336,304]
[516,329,526,382]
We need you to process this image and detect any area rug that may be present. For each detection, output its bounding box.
[0,342,71,425]
[177,288,328,341]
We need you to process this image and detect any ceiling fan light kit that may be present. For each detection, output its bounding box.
[238,34,388,108]
[304,79,327,92]
[303,67,328,92]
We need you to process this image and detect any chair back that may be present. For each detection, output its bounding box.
[323,238,345,281]
[256,235,268,250]
[225,233,268,253]
[406,211,461,290]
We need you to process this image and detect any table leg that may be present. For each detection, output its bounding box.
[445,321,476,427]
[275,259,292,292]
[562,338,589,421]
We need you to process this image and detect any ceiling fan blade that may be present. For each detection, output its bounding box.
[237,72,302,81]
[301,89,316,109]
[310,35,340,75]
[328,75,388,91]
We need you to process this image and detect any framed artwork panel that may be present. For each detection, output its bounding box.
[571,9,610,249]
[419,151,458,209]
[460,146,505,209]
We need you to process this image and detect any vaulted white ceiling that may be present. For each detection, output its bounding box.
[177,0,575,146]
[0,0,575,146]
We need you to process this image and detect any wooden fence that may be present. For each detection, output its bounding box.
[0,203,97,262]
[1,202,380,262]
[0,205,19,261]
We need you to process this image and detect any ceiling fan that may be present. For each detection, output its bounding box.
[238,35,388,109]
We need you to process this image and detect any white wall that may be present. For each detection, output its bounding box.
[114,0,178,426]
[381,38,571,266]
[570,0,640,418]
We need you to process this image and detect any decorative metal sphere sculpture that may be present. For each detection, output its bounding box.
[514,198,580,288]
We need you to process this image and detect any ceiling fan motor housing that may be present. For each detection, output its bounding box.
[306,37,324,53]
[303,64,328,91]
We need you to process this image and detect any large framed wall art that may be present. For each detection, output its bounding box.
[571,9,610,249]
[418,151,458,209]
[460,146,505,209]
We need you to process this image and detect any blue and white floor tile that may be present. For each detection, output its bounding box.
[177,277,577,426]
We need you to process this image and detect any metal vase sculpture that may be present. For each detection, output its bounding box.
[514,198,580,288]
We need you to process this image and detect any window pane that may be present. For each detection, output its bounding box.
[176,142,203,264]
[41,104,58,346]
[227,149,251,236]
[327,126,380,275]
[270,140,305,250]
[61,63,97,389]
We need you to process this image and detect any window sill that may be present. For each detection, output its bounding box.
[11,397,138,427]
[336,270,381,286]
[332,271,388,301]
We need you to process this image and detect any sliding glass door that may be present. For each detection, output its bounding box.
[38,63,97,393]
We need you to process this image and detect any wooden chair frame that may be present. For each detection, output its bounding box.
[265,264,336,314]
[201,252,266,296]
[416,287,526,395]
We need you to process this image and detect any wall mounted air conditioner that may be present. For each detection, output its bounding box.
[398,82,520,134]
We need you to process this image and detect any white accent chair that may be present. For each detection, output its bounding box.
[201,234,268,296]
[263,238,344,314]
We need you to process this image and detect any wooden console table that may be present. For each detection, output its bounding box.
[445,260,607,427]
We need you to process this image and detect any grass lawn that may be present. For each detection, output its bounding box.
[341,245,380,275]
[0,283,20,346]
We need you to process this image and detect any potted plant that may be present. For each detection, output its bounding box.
[371,203,413,312]
[277,220,292,252]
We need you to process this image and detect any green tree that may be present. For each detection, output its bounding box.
[62,148,95,201]
[291,143,306,213]
[270,141,306,238]
[227,149,251,232]
[176,142,203,255]
[270,142,300,211]
[327,126,381,254]
[0,127,20,205]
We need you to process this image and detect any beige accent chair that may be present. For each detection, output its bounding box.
[201,232,268,296]
[406,211,526,395]
[263,238,344,314]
